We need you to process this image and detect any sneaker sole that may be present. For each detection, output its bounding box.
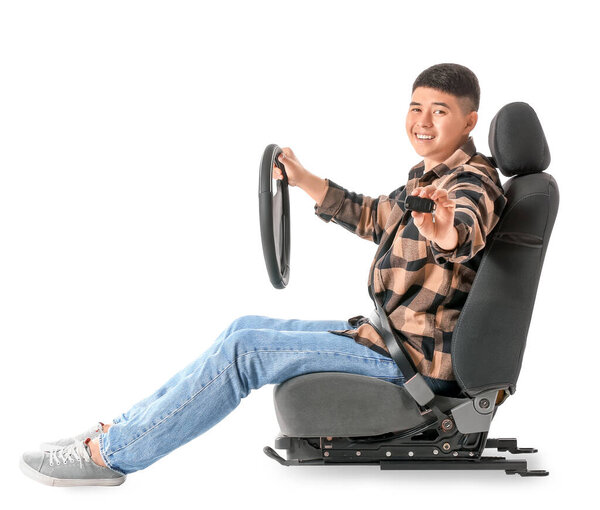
[20,457,126,487]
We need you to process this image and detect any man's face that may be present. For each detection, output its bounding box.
[405,86,478,171]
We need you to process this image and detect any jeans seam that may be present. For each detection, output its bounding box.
[104,348,402,457]
[98,433,126,475]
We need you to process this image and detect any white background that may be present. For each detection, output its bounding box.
[0,0,595,507]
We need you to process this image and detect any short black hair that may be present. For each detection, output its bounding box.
[412,63,480,113]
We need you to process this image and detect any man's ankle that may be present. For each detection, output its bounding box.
[88,438,108,468]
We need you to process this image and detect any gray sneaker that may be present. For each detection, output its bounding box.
[40,422,105,451]
[20,438,126,487]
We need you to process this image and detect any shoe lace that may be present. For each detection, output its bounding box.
[48,441,91,469]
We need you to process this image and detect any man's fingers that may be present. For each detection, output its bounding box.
[412,185,438,197]
[431,191,449,203]
[412,188,427,197]
[280,147,295,158]
[412,210,434,235]
[412,186,450,203]
[411,210,422,225]
[421,185,439,197]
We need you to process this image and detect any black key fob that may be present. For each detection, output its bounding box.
[404,195,436,213]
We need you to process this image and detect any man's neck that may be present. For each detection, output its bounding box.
[423,137,469,172]
[423,158,441,173]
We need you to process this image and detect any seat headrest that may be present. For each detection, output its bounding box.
[488,102,551,177]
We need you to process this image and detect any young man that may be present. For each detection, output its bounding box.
[283,63,507,396]
[20,63,506,486]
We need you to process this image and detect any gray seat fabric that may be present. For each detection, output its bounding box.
[273,372,464,437]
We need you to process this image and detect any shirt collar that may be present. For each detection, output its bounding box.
[410,136,477,178]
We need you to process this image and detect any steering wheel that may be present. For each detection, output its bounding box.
[258,144,290,289]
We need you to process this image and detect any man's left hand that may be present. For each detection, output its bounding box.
[410,185,458,251]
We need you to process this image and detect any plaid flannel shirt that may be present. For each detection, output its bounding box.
[314,137,507,385]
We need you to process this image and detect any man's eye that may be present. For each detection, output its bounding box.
[434,110,446,115]
[411,108,421,112]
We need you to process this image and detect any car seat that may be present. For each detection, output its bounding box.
[263,102,559,476]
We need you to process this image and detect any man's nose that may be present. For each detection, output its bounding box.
[417,112,433,127]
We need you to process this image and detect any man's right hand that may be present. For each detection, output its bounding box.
[272,147,306,187]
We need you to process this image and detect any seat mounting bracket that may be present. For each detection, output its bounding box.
[263,434,549,476]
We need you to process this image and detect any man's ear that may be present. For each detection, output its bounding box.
[464,111,478,134]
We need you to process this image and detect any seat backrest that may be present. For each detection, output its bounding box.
[451,103,559,397]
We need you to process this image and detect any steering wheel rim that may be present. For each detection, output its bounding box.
[258,144,290,289]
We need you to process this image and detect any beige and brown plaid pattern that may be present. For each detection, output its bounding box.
[314,137,507,382]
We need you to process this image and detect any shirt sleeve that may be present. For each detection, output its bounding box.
[314,178,405,245]
[429,167,507,265]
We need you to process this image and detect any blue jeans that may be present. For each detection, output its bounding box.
[98,314,405,474]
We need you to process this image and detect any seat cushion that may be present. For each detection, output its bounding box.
[273,372,465,437]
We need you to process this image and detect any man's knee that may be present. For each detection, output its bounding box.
[224,327,262,354]
[221,329,273,392]
[229,314,267,333]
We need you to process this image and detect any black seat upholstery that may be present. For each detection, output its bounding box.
[453,102,557,396]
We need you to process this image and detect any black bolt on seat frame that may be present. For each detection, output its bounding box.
[263,102,559,477]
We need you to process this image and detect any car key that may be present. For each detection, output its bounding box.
[404,195,436,213]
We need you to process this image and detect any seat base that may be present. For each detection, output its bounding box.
[263,435,548,477]
[269,374,548,476]
[273,372,466,437]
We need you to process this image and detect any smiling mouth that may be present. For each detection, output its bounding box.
[415,133,435,141]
